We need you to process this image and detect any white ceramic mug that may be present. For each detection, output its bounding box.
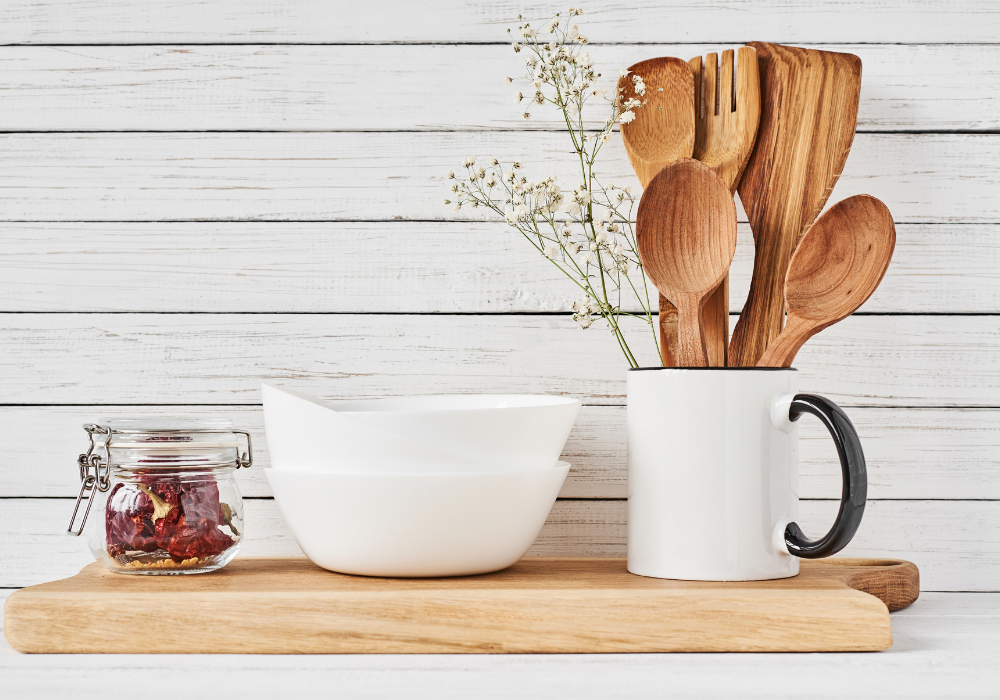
[627,368,866,581]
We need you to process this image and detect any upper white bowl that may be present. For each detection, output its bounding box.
[262,383,581,471]
[265,462,571,577]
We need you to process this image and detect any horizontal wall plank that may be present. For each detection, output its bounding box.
[1,222,995,314]
[4,406,997,500]
[0,133,996,223]
[3,1,999,44]
[1,44,995,131]
[1,498,995,590]
[1,314,996,407]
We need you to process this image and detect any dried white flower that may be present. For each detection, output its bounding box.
[512,42,522,53]
[619,110,636,124]
[544,244,560,259]
[526,54,539,67]
[513,161,522,169]
[619,68,631,79]
[515,91,524,103]
[578,51,593,68]
[520,25,536,39]
[596,230,608,244]
[463,157,476,167]
[523,112,531,119]
[491,158,500,165]
[447,170,455,179]
[505,76,513,84]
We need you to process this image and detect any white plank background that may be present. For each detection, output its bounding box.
[0,0,997,646]
[2,2,999,694]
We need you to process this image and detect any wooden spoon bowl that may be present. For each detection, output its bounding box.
[757,195,896,368]
[636,159,737,367]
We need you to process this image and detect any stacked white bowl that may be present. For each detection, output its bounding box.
[261,383,581,577]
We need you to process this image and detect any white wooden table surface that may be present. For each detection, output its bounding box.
[2,589,997,699]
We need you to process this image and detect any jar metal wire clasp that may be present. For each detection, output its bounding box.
[67,424,112,536]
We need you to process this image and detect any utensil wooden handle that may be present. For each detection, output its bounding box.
[755,312,815,367]
[659,280,727,367]
[674,294,709,367]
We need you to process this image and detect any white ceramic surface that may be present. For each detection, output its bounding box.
[329,394,581,469]
[262,383,491,472]
[264,462,571,577]
[263,383,581,471]
[627,368,801,581]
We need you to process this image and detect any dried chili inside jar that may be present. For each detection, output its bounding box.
[67,418,252,575]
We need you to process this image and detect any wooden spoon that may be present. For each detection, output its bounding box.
[636,159,737,367]
[686,46,761,366]
[757,195,895,368]
[617,57,696,367]
[730,43,862,367]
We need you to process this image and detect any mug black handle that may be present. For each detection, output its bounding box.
[784,394,867,559]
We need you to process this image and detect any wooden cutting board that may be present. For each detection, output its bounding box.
[4,557,918,654]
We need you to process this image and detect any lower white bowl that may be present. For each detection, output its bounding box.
[264,462,571,577]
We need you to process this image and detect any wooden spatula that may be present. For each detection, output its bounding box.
[730,43,862,367]
[617,57,695,367]
[636,159,737,367]
[757,195,895,368]
[687,46,761,366]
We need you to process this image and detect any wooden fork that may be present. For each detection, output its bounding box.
[667,46,759,367]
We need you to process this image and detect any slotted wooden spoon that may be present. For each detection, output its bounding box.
[757,195,895,368]
[636,159,737,367]
[617,57,696,367]
[730,43,862,367]
[686,46,760,366]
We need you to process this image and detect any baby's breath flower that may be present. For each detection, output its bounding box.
[569,8,583,16]
[619,68,631,79]
[544,244,560,259]
[505,76,513,84]
[443,199,451,205]
[491,158,500,165]
[513,161,522,169]
[619,110,636,124]
[523,112,531,119]
[453,203,462,212]
[515,91,523,103]
[512,42,522,53]
[534,92,545,105]
[463,157,476,167]
[447,170,455,179]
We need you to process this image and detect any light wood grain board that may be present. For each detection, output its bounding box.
[3,1,998,43]
[3,222,995,314]
[4,557,916,653]
[2,591,999,699]
[0,133,997,222]
[0,313,997,407]
[1,499,994,591]
[5,406,997,500]
[1,44,991,131]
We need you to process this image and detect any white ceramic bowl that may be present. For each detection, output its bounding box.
[265,463,571,577]
[263,383,582,471]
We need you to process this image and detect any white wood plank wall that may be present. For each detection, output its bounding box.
[1,1,997,592]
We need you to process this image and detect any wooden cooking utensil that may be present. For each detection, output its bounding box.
[730,43,862,367]
[687,46,761,366]
[757,195,895,368]
[617,57,697,367]
[636,159,737,367]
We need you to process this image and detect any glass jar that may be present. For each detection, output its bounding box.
[67,418,252,575]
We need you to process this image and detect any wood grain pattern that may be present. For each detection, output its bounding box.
[0,44,997,132]
[2,313,999,407]
[3,1,998,43]
[5,406,1000,500]
[617,56,695,367]
[3,595,999,699]
[3,557,914,653]
[636,159,736,366]
[618,57,695,189]
[758,195,896,367]
[1,499,993,591]
[686,46,761,366]
[732,44,862,367]
[0,222,995,313]
[2,133,999,223]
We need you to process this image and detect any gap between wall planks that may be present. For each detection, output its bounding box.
[2,0,1000,43]
[2,499,997,591]
[0,133,998,223]
[1,314,998,407]
[2,222,996,314]
[0,44,996,132]
[4,406,999,500]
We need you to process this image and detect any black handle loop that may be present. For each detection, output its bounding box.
[784,394,867,559]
